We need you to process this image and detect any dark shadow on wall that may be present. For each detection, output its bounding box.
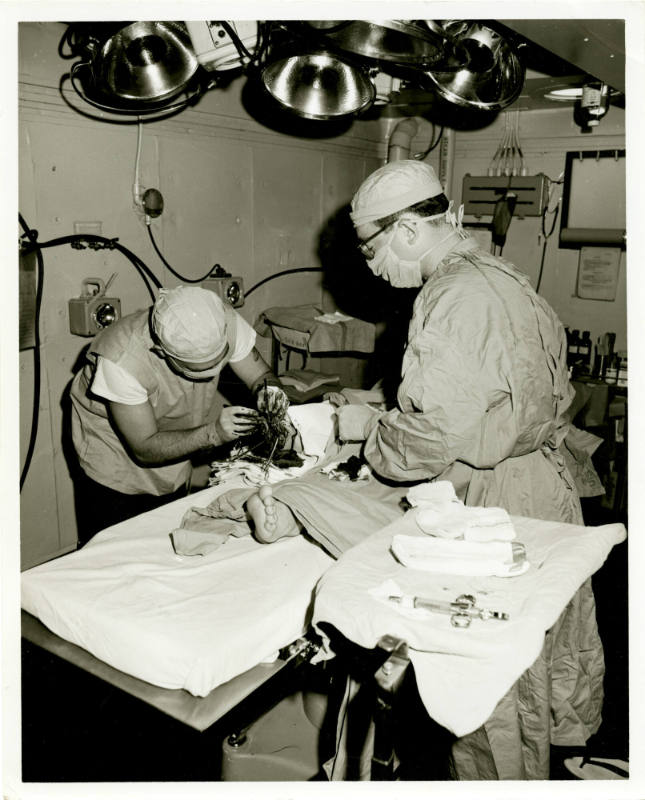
[240,76,354,139]
[59,345,92,547]
[316,203,418,402]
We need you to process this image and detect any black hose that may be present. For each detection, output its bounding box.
[219,21,255,61]
[146,224,216,284]
[17,219,162,489]
[29,233,161,301]
[245,267,323,298]
[415,125,444,160]
[535,203,560,294]
[18,215,45,491]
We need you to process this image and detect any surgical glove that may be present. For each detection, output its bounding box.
[216,406,260,443]
[256,384,290,417]
[323,391,349,407]
[337,404,382,442]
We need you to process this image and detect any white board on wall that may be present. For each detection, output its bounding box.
[560,150,626,247]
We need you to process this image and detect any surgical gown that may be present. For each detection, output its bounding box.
[363,238,583,525]
[345,239,605,777]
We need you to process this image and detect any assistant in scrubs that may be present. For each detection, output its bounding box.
[70,285,287,544]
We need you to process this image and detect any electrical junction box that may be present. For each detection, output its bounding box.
[201,276,245,308]
[69,277,121,336]
[462,174,549,218]
[185,21,258,72]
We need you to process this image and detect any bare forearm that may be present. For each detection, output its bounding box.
[250,370,282,395]
[130,423,221,466]
[230,348,282,395]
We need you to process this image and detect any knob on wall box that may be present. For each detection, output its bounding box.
[201,276,245,308]
[69,277,121,336]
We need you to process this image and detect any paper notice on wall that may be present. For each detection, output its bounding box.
[19,248,37,350]
[576,247,621,301]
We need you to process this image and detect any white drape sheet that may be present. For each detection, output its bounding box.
[21,483,333,697]
[312,512,626,737]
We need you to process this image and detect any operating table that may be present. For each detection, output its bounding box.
[19,468,626,782]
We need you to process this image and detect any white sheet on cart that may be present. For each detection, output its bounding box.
[312,512,626,737]
[21,483,333,697]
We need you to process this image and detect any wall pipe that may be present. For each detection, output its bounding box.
[387,117,420,162]
[438,127,456,196]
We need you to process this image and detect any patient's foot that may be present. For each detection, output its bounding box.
[246,484,303,544]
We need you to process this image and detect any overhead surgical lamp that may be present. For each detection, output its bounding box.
[66,21,204,115]
[261,51,376,120]
[304,20,448,67]
[61,18,528,122]
[421,22,525,112]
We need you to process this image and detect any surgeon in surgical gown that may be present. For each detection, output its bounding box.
[339,159,584,525]
[324,159,606,779]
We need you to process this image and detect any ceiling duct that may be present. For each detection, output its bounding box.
[500,19,625,94]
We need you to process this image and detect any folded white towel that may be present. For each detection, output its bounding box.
[391,534,529,577]
[405,482,516,543]
[406,481,459,508]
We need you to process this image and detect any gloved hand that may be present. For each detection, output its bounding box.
[215,406,260,443]
[256,383,290,417]
[323,391,349,407]
[337,404,382,442]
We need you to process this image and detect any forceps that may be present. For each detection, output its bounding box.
[388,593,509,628]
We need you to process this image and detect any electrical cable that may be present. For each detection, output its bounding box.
[17,216,163,488]
[133,120,143,208]
[414,125,444,160]
[219,21,255,62]
[68,62,205,119]
[146,224,218,284]
[21,228,161,300]
[18,214,45,491]
[245,267,323,298]
[535,201,560,294]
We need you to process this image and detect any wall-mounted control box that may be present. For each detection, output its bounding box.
[69,277,121,336]
[201,275,245,308]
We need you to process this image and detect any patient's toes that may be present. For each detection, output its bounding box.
[258,484,273,504]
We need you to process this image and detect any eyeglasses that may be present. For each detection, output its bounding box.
[356,222,394,259]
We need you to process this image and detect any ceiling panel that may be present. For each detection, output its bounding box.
[501,19,625,93]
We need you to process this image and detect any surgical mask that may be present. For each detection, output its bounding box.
[178,365,223,381]
[367,206,466,288]
[166,356,225,381]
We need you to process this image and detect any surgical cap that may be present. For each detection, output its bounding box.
[350,160,444,227]
[152,286,228,363]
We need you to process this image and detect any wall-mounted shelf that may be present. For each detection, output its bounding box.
[462,174,549,218]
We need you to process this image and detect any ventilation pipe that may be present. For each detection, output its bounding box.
[387,117,420,162]
[438,127,456,195]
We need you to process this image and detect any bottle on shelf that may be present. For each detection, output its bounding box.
[579,331,592,372]
[567,329,580,369]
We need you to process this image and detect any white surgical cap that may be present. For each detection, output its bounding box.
[350,160,444,227]
[152,286,228,363]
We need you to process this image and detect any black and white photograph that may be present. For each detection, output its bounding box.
[2,3,643,798]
